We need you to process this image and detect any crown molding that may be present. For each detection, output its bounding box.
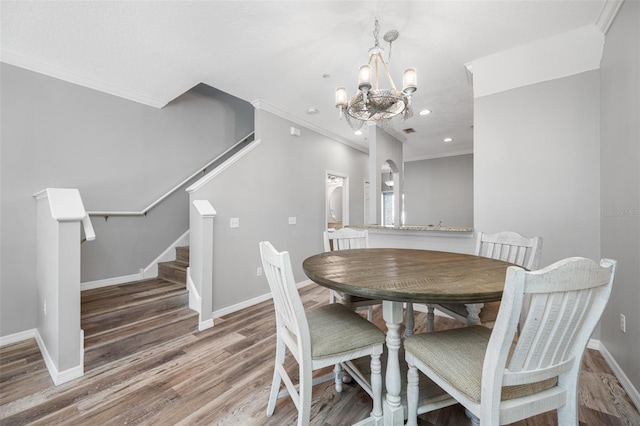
[251,99,368,154]
[596,0,625,34]
[1,50,168,109]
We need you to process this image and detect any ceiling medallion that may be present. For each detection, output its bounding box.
[335,19,417,130]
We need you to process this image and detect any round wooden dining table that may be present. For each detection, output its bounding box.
[302,248,516,426]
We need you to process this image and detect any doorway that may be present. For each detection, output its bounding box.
[326,171,349,230]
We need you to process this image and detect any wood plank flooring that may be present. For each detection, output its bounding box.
[1,284,639,425]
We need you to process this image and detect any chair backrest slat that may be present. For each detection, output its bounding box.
[260,241,311,355]
[323,228,369,252]
[487,257,615,389]
[476,231,543,271]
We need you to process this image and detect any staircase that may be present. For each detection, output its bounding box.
[82,246,197,371]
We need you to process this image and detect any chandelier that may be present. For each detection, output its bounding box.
[335,19,417,130]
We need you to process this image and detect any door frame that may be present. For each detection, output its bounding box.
[325,170,349,229]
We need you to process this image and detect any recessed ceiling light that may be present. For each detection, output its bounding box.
[306,107,319,115]
[444,137,453,143]
[354,130,363,136]
[419,109,432,116]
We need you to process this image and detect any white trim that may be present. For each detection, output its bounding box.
[186,267,201,313]
[211,280,314,319]
[598,340,640,410]
[1,50,167,109]
[186,139,262,193]
[596,0,625,35]
[140,231,190,280]
[0,328,36,346]
[35,329,84,386]
[81,273,143,291]
[198,318,214,331]
[251,99,368,154]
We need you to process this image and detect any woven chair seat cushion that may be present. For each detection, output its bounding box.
[438,301,501,324]
[307,303,385,359]
[404,326,557,404]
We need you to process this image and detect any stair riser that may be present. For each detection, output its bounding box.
[176,246,189,264]
[82,292,189,336]
[158,264,187,285]
[84,314,197,371]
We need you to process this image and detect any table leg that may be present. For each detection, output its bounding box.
[382,300,404,426]
[465,303,484,325]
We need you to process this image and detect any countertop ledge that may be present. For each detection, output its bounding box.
[348,224,474,232]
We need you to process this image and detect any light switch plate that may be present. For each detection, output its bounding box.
[288,217,297,225]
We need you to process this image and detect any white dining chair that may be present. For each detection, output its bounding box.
[405,256,616,426]
[427,231,543,331]
[260,241,385,426]
[323,228,381,321]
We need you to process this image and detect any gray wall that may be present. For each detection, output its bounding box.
[404,154,473,227]
[474,70,601,342]
[0,64,254,336]
[600,0,640,392]
[190,108,368,311]
[474,71,601,268]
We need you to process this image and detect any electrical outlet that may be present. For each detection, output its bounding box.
[257,267,263,277]
[230,217,240,228]
[43,299,47,315]
[620,314,626,333]
[288,216,297,225]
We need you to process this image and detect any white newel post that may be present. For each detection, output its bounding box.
[33,188,94,385]
[189,200,216,331]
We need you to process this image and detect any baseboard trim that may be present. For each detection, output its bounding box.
[81,273,143,291]
[0,328,36,346]
[35,329,84,386]
[211,279,314,319]
[598,340,640,410]
[198,318,214,331]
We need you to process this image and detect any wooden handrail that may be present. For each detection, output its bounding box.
[87,131,255,220]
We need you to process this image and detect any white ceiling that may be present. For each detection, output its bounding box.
[1,1,607,161]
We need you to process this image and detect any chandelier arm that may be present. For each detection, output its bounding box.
[377,53,398,91]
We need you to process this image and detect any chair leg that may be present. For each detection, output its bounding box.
[298,362,313,426]
[406,362,419,426]
[370,352,383,421]
[557,370,580,425]
[267,335,285,416]
[334,362,344,393]
[426,305,435,332]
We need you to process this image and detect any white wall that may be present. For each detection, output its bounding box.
[189,108,368,311]
[0,64,254,336]
[599,0,640,394]
[404,154,473,227]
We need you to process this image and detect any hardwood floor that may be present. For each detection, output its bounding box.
[1,284,639,425]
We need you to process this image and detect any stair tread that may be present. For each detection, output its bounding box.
[82,279,187,319]
[84,307,197,350]
[158,260,188,269]
[82,292,189,335]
